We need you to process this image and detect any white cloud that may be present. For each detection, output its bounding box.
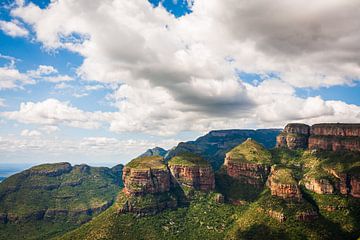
[4,0,359,135]
[1,98,105,129]
[0,66,35,89]
[0,20,28,37]
[20,129,42,137]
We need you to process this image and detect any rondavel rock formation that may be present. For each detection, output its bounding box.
[119,154,216,214]
[223,138,271,188]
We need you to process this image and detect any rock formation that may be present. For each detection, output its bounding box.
[276,123,310,149]
[267,167,302,201]
[224,139,271,188]
[277,123,360,151]
[168,153,215,191]
[303,177,335,194]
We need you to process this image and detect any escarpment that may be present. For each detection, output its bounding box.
[223,139,271,188]
[277,123,360,151]
[276,123,310,149]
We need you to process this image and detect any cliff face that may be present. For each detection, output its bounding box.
[122,167,170,196]
[277,123,360,151]
[304,178,335,194]
[223,139,272,188]
[276,123,310,149]
[267,167,302,201]
[168,153,215,191]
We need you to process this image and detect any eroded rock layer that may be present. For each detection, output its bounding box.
[267,167,302,201]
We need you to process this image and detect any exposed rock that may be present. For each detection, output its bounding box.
[296,210,318,221]
[27,162,72,177]
[311,123,360,137]
[304,177,334,194]
[277,123,360,152]
[214,193,225,203]
[276,123,310,149]
[268,209,286,223]
[267,167,302,201]
[122,167,170,196]
[224,139,272,188]
[120,156,178,214]
[168,153,215,191]
[350,174,360,198]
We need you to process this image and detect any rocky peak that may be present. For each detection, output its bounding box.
[138,147,168,158]
[276,123,310,150]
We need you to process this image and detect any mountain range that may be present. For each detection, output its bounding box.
[0,124,359,240]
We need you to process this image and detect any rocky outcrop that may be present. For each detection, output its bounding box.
[277,123,360,152]
[308,135,360,152]
[120,156,178,214]
[276,123,310,149]
[169,165,215,191]
[325,168,360,198]
[310,123,360,137]
[122,167,170,196]
[268,209,286,222]
[224,160,270,187]
[304,178,335,194]
[296,210,318,221]
[267,167,302,201]
[223,139,272,188]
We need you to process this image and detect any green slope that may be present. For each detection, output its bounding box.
[0,163,123,240]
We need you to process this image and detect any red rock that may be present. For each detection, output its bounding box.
[311,123,360,137]
[122,167,170,196]
[276,123,310,149]
[304,177,334,194]
[296,210,318,221]
[169,165,215,191]
[267,168,302,201]
[350,175,360,198]
[224,159,270,187]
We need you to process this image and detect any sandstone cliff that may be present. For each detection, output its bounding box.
[224,139,271,188]
[168,153,215,191]
[276,123,310,149]
[277,123,360,151]
[267,167,302,201]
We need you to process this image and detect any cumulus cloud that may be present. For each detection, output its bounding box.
[0,20,28,37]
[0,65,35,89]
[4,0,359,135]
[1,98,106,129]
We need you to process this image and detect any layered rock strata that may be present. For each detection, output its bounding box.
[224,139,271,188]
[267,167,302,201]
[276,123,310,149]
[277,123,360,151]
[168,153,215,191]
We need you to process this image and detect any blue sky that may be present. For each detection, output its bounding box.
[0,0,359,170]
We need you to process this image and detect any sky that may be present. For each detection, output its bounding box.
[0,0,359,168]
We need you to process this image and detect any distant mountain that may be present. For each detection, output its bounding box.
[0,162,123,240]
[138,147,168,158]
[165,129,281,169]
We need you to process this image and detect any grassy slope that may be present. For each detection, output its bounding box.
[226,139,272,164]
[168,153,210,167]
[0,163,123,240]
[126,156,167,170]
